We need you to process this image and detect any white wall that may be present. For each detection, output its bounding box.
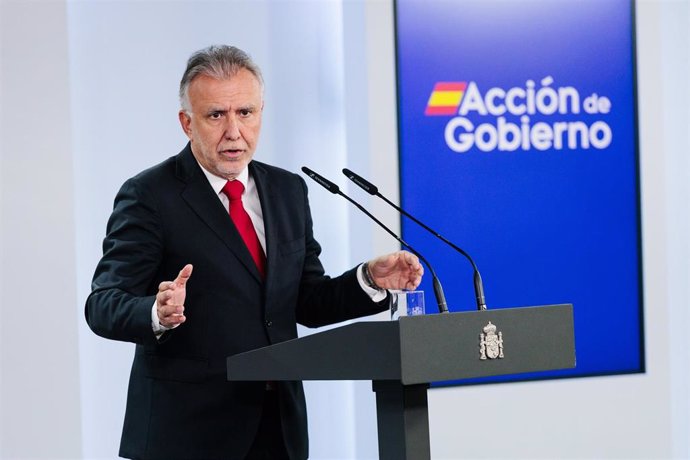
[0,0,688,459]
[0,1,82,458]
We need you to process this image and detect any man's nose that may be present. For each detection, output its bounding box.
[223,116,241,141]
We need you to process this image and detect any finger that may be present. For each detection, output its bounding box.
[158,304,185,319]
[174,264,194,286]
[157,288,182,305]
[159,303,184,316]
[161,313,186,328]
[371,253,396,274]
[156,290,172,306]
[158,280,175,292]
[405,269,421,288]
[402,250,420,267]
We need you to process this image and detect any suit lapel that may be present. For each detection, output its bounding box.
[250,161,278,289]
[176,145,263,284]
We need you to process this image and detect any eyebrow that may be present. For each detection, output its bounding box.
[205,105,257,115]
[237,105,257,112]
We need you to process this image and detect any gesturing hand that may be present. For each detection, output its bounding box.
[367,250,424,291]
[156,264,193,329]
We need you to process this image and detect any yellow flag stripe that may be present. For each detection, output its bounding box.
[428,90,463,106]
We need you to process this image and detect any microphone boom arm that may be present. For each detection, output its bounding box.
[343,168,487,311]
[302,166,449,313]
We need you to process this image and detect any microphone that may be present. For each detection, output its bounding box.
[301,166,449,314]
[342,168,487,311]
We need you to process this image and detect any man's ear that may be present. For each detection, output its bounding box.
[179,110,193,139]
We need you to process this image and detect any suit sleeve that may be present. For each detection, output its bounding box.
[294,177,388,327]
[85,178,163,346]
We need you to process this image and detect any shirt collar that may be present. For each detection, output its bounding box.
[197,162,250,196]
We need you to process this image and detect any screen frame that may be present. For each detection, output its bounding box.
[391,0,645,387]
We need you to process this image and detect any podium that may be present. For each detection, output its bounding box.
[227,304,575,459]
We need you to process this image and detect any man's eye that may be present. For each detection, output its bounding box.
[210,112,223,119]
[239,109,252,117]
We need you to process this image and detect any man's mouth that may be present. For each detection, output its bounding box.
[220,148,243,157]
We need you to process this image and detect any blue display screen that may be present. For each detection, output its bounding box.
[394,0,643,384]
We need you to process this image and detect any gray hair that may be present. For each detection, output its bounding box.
[179,45,264,111]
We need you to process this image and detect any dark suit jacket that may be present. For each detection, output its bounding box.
[85,144,386,460]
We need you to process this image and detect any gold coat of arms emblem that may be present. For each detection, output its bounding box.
[479,321,504,360]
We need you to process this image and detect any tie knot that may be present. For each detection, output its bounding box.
[222,180,244,201]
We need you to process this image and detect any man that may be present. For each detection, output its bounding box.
[86,45,423,460]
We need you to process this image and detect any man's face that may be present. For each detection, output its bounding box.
[179,69,263,180]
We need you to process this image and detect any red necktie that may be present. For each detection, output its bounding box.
[222,180,266,278]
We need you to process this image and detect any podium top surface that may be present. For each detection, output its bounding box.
[227,304,575,385]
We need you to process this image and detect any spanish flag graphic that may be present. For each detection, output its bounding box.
[425,82,467,116]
